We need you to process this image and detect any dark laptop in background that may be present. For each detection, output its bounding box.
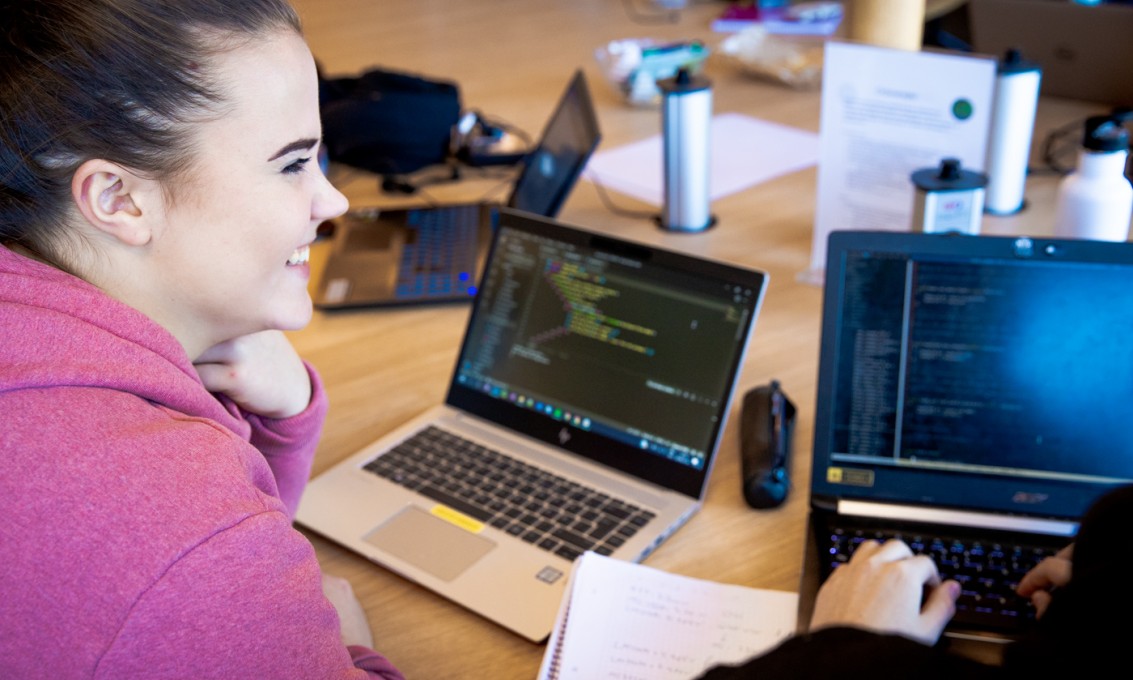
[297,208,768,641]
[798,230,1133,658]
[313,69,601,309]
[968,0,1133,106]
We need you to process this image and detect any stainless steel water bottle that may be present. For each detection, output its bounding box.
[659,68,715,232]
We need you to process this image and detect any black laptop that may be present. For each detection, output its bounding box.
[798,229,1133,658]
[313,69,601,309]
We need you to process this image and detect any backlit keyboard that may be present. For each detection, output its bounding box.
[824,526,1062,633]
[395,206,480,300]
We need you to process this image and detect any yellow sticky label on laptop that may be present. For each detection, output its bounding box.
[431,505,484,533]
[827,467,874,487]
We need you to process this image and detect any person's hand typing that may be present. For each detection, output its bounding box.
[1016,544,1073,619]
[193,330,312,419]
[810,539,959,646]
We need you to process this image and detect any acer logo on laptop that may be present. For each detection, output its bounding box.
[1012,492,1051,506]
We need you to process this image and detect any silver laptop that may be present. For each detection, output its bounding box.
[313,69,601,309]
[968,0,1133,106]
[798,229,1133,661]
[297,208,768,641]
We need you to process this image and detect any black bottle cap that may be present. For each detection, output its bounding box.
[998,48,1041,75]
[939,158,961,180]
[910,158,988,192]
[1083,116,1129,153]
[658,66,710,95]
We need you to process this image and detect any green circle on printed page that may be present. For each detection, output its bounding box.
[952,98,974,121]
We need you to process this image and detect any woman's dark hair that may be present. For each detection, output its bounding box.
[0,0,302,263]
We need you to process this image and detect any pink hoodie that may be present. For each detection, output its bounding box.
[0,245,404,679]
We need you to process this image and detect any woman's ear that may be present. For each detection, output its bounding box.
[71,159,157,247]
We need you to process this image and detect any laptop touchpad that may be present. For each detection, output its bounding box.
[362,506,496,582]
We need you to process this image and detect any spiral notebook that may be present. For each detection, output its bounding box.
[537,552,797,680]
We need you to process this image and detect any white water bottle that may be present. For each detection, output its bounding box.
[984,49,1041,215]
[1053,116,1132,241]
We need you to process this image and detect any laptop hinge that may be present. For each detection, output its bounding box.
[838,500,1078,537]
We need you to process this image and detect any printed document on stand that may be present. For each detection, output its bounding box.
[805,42,995,284]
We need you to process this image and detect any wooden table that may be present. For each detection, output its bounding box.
[286,1,1104,677]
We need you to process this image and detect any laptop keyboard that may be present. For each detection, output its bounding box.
[824,527,1061,633]
[363,426,657,562]
[396,206,481,300]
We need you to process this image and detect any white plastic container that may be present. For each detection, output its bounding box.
[911,158,988,235]
[1053,116,1133,242]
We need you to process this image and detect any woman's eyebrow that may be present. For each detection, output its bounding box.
[268,138,319,162]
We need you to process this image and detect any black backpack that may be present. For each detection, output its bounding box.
[319,66,462,177]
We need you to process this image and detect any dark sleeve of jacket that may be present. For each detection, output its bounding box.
[1002,484,1133,677]
[697,627,1001,680]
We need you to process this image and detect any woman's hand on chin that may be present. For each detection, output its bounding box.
[194,330,311,419]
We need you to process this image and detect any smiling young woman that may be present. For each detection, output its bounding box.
[0,1,402,677]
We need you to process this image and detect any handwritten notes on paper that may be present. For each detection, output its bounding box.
[537,552,798,680]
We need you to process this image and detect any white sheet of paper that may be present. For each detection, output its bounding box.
[537,552,798,680]
[584,112,819,206]
[806,42,996,283]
